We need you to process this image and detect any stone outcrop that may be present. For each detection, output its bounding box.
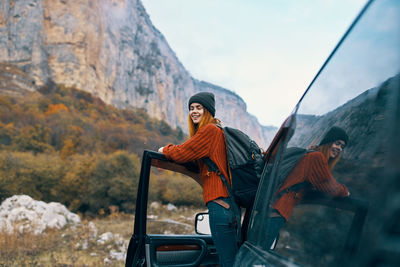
[0,63,37,96]
[0,194,81,234]
[0,194,128,262]
[0,0,277,148]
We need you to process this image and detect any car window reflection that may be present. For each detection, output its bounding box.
[247,0,399,266]
[276,206,354,267]
[274,60,399,267]
[296,0,399,117]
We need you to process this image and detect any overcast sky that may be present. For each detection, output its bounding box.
[140,0,367,127]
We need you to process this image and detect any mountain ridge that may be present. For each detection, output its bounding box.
[0,0,276,148]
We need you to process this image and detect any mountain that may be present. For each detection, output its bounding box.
[0,0,276,148]
[288,73,399,166]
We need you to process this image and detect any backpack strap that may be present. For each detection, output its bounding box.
[202,157,242,245]
[202,158,233,197]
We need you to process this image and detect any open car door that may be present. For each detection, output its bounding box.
[125,150,219,267]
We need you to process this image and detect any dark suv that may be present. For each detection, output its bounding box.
[126,0,400,266]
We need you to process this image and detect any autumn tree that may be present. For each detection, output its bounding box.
[13,124,53,153]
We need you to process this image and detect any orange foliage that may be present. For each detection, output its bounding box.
[60,139,75,158]
[45,103,69,116]
[4,122,15,129]
[67,125,83,136]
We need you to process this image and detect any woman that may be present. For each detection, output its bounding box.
[158,92,239,267]
[266,126,350,249]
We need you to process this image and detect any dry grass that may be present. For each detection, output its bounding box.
[0,205,206,267]
[0,213,134,267]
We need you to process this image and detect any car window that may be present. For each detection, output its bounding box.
[146,164,205,235]
[276,205,354,266]
[246,0,399,266]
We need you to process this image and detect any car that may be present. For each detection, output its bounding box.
[125,0,400,266]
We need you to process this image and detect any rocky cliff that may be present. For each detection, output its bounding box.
[288,74,399,163]
[0,0,276,148]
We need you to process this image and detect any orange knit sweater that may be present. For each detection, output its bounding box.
[273,151,349,221]
[162,123,230,205]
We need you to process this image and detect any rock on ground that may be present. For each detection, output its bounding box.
[0,195,81,234]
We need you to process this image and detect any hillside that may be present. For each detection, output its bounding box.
[0,0,277,148]
[0,80,206,213]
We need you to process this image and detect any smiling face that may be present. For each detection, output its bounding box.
[330,140,346,159]
[189,102,205,124]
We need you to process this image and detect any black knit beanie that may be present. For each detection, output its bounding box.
[188,92,216,117]
[319,126,349,146]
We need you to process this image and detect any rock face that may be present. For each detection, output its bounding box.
[0,194,81,234]
[288,74,399,163]
[0,0,276,148]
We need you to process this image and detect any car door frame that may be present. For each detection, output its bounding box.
[125,150,217,267]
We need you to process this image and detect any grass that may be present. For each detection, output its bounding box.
[0,213,133,267]
[0,203,206,267]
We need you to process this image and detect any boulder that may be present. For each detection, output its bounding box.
[0,195,81,234]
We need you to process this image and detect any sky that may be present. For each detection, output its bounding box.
[140,0,368,127]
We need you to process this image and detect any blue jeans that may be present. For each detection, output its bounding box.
[207,197,240,267]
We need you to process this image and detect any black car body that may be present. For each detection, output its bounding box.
[126,0,400,266]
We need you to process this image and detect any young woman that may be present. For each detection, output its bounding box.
[158,92,240,267]
[266,126,350,249]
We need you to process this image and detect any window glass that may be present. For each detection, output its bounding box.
[275,206,354,267]
[146,167,204,234]
[247,0,399,265]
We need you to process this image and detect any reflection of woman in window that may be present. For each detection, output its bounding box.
[266,126,350,249]
[158,92,240,267]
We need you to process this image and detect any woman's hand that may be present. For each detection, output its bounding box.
[158,147,164,153]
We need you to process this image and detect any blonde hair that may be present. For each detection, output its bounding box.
[188,108,220,137]
[310,143,341,170]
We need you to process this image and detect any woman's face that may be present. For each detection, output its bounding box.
[189,102,204,124]
[330,140,346,158]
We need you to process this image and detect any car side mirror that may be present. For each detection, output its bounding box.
[195,212,211,235]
